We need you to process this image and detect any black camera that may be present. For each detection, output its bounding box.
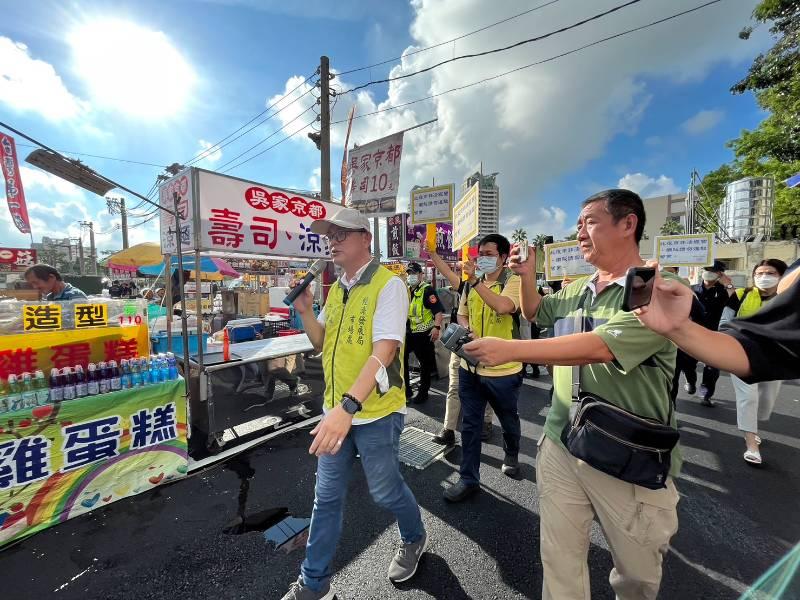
[440,323,479,367]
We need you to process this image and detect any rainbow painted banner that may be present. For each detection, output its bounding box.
[0,379,187,548]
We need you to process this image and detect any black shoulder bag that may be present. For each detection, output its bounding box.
[560,289,679,490]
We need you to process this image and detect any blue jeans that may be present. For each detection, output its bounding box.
[458,367,522,486]
[301,412,424,591]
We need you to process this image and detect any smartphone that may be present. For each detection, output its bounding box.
[622,267,656,311]
[517,243,529,263]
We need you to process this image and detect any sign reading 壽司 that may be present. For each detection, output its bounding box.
[346,132,403,216]
[0,248,36,272]
[196,170,334,259]
[452,183,479,250]
[655,234,714,267]
[410,184,453,225]
[158,168,195,254]
[544,241,595,280]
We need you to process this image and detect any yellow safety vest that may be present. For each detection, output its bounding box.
[408,285,435,333]
[322,260,406,420]
[735,288,767,319]
[466,269,522,375]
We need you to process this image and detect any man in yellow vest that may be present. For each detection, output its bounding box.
[443,233,524,502]
[404,261,444,404]
[281,208,426,600]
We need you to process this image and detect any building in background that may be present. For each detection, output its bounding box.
[462,169,500,244]
[718,177,775,242]
[639,192,687,258]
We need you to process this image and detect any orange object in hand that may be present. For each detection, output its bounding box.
[223,328,230,361]
[426,223,437,253]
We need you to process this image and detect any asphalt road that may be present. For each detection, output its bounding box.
[2,370,799,600]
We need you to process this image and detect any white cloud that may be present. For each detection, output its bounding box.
[266,0,760,220]
[618,172,681,197]
[196,139,223,164]
[0,37,84,121]
[308,167,321,191]
[682,109,724,134]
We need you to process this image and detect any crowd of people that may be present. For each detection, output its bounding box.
[262,193,798,600]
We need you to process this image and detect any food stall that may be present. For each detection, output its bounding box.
[156,167,340,455]
[0,295,188,547]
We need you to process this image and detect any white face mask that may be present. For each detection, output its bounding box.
[701,271,720,283]
[407,274,419,287]
[754,274,779,290]
[371,355,389,393]
[476,256,500,276]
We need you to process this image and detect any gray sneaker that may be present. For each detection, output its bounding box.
[387,530,428,583]
[280,577,335,600]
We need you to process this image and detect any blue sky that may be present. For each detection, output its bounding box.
[0,0,767,253]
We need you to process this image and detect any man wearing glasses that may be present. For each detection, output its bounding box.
[281,207,426,600]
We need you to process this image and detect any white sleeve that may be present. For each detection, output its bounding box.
[372,276,409,343]
[316,306,326,326]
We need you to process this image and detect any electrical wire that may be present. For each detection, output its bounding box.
[183,71,318,166]
[15,142,167,168]
[221,116,319,174]
[338,0,645,95]
[214,103,317,172]
[332,0,725,126]
[336,0,563,76]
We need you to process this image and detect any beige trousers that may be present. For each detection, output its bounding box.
[443,351,493,431]
[537,436,680,600]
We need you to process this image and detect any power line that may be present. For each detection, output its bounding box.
[183,71,318,166]
[214,103,318,172]
[15,142,166,168]
[336,0,563,76]
[339,0,645,95]
[221,116,319,175]
[332,0,724,126]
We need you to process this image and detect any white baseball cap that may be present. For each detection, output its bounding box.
[311,207,371,235]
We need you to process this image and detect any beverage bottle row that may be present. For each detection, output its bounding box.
[0,353,180,413]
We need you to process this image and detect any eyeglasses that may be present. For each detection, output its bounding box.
[327,228,367,242]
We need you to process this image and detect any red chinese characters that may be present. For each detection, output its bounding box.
[245,187,271,210]
[51,343,91,369]
[0,348,36,379]
[104,339,139,363]
[251,217,279,249]
[209,208,244,248]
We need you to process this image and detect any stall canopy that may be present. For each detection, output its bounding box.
[104,242,163,267]
[139,256,240,279]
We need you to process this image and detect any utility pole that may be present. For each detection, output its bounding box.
[74,237,85,275]
[80,221,97,275]
[107,196,129,249]
[319,56,331,202]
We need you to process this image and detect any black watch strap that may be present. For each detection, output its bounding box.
[341,393,362,414]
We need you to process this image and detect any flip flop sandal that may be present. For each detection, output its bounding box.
[744,450,762,465]
[755,435,762,445]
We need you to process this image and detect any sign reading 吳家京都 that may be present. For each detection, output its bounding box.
[346,132,403,216]
[0,248,36,272]
[1,135,32,235]
[452,183,479,250]
[158,168,195,254]
[655,234,714,267]
[0,380,188,548]
[196,170,334,259]
[410,184,454,225]
[544,241,595,280]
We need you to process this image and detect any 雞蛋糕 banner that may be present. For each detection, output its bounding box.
[0,379,187,547]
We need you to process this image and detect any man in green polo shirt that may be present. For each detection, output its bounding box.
[465,189,679,600]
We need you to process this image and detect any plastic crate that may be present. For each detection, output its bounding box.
[152,332,209,355]
[263,319,291,338]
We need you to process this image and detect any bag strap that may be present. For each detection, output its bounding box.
[572,285,674,425]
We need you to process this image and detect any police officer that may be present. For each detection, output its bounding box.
[281,207,426,600]
[404,262,444,404]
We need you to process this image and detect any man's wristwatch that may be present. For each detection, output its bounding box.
[341,393,362,415]
[725,284,734,290]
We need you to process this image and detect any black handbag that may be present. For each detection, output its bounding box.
[560,289,679,490]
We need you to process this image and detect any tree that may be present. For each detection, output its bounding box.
[659,219,685,236]
[511,228,528,244]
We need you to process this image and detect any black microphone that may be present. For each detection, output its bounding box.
[283,259,328,306]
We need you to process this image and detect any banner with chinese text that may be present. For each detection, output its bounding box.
[0,380,187,547]
[406,221,457,261]
[1,134,32,235]
[0,326,149,379]
[386,214,406,259]
[196,169,334,258]
[345,132,403,216]
[655,234,714,267]
[544,241,595,280]
[410,184,453,225]
[158,168,195,254]
[0,248,36,272]
[452,183,479,250]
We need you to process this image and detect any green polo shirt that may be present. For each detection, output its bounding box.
[535,272,682,477]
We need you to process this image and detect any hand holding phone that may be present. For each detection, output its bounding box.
[622,266,656,312]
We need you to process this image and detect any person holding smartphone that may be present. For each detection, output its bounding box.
[465,189,681,600]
